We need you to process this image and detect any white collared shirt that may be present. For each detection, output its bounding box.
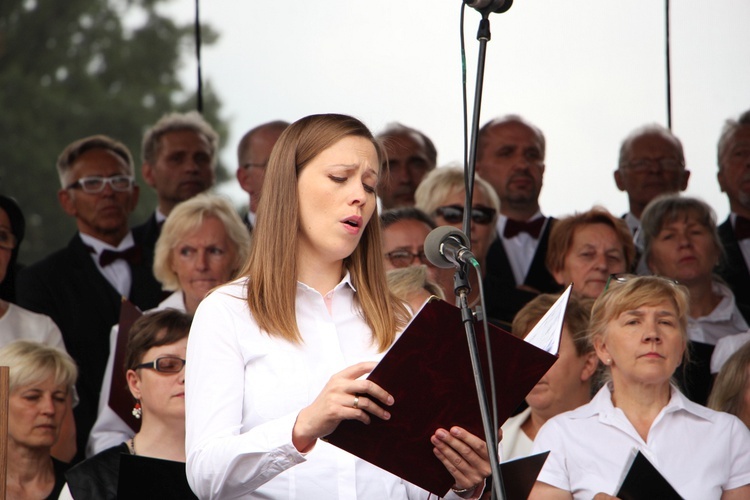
[185,274,473,500]
[79,232,135,297]
[711,331,750,374]
[687,281,748,345]
[624,212,640,236]
[495,211,546,286]
[730,213,750,271]
[532,383,750,499]
[499,407,534,462]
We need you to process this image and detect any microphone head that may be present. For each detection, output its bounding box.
[465,0,512,13]
[424,226,470,269]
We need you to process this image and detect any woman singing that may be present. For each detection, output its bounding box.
[185,114,492,499]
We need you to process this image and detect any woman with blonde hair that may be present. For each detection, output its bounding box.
[1,341,77,499]
[415,166,499,306]
[87,193,250,455]
[708,341,750,429]
[529,276,750,499]
[186,114,494,499]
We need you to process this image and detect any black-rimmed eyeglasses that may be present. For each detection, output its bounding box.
[434,205,496,225]
[135,356,186,373]
[66,175,135,193]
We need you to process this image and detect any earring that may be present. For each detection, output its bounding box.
[605,358,612,366]
[132,401,142,419]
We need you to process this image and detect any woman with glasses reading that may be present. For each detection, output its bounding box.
[640,194,748,405]
[61,309,195,499]
[415,166,499,306]
[529,275,750,499]
[185,114,493,499]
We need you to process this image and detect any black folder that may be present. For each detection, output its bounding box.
[617,451,683,500]
[117,453,198,499]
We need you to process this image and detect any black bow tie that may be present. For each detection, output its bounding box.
[503,217,545,239]
[87,245,143,267]
[735,216,750,241]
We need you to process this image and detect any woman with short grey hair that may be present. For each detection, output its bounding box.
[640,194,747,404]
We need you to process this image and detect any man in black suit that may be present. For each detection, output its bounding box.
[376,123,438,210]
[235,120,289,231]
[17,135,164,461]
[476,115,560,325]
[717,109,750,322]
[133,111,219,265]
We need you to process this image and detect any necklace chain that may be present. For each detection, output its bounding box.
[129,437,136,455]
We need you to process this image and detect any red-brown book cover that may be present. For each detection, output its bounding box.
[326,296,563,496]
[108,297,143,432]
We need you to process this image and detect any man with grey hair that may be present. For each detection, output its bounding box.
[476,115,559,326]
[376,123,437,209]
[16,135,163,461]
[717,109,750,322]
[236,120,289,231]
[614,124,690,235]
[134,110,219,263]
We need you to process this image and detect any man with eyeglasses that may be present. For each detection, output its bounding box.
[376,123,438,210]
[235,120,289,232]
[613,124,690,275]
[134,111,219,266]
[476,115,560,326]
[16,135,164,463]
[614,124,690,236]
[716,109,750,323]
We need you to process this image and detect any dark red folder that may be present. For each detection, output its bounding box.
[326,298,559,496]
[108,298,143,432]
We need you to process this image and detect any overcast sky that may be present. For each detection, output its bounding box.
[165,0,750,222]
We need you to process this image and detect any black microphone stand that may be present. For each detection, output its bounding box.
[457,3,510,499]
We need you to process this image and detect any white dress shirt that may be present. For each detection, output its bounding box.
[0,303,66,351]
[711,331,750,374]
[79,232,136,298]
[532,383,750,499]
[499,407,533,462]
[731,213,750,271]
[495,211,546,286]
[686,281,748,345]
[185,274,476,500]
[86,291,186,457]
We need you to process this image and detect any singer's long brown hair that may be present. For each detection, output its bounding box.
[242,114,408,351]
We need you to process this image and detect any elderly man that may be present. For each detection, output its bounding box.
[614,124,690,235]
[236,120,289,231]
[476,115,560,326]
[17,135,164,461]
[376,123,437,209]
[717,109,750,322]
[134,111,219,261]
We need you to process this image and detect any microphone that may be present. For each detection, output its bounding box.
[464,0,513,14]
[424,226,476,269]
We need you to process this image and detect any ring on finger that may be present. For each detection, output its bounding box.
[352,396,359,409]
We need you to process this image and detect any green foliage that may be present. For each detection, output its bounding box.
[0,0,227,264]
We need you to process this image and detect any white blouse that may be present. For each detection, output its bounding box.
[185,275,473,500]
[532,384,750,499]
